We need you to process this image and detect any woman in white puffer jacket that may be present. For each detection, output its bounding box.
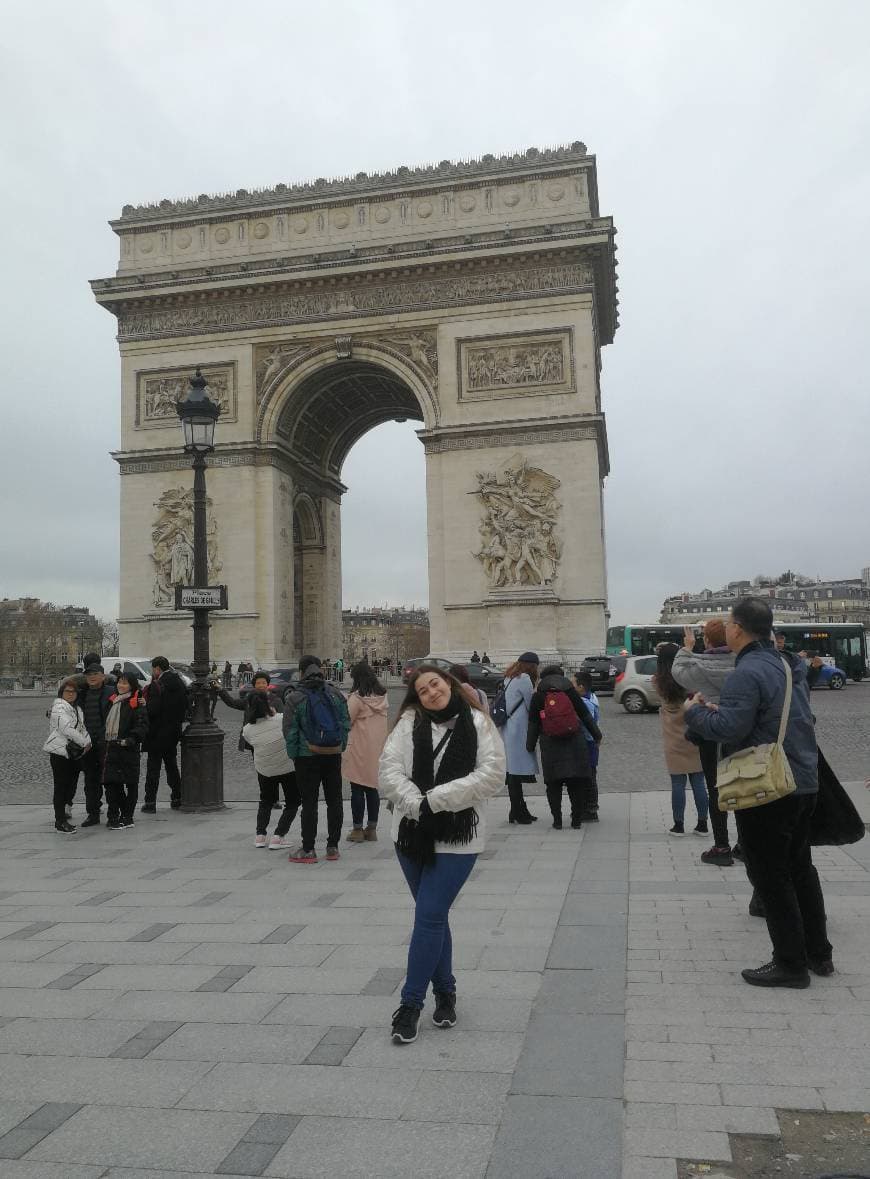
[43,678,90,833]
[379,664,504,1046]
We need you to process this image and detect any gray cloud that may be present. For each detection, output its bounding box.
[1,0,868,629]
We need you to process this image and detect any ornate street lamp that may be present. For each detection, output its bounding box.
[176,369,225,811]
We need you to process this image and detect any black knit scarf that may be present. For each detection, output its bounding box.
[395,696,479,864]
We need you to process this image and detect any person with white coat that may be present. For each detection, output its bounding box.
[379,664,505,1045]
[242,694,300,848]
[43,678,90,833]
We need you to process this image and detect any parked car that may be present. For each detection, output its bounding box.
[238,667,297,699]
[579,655,627,695]
[613,655,661,714]
[402,656,503,697]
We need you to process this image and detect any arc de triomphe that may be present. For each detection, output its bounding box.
[92,142,618,666]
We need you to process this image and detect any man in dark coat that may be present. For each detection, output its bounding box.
[141,657,188,812]
[77,665,114,826]
[527,663,602,829]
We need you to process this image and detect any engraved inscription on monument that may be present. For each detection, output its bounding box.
[458,330,574,401]
[136,365,236,428]
[473,457,562,588]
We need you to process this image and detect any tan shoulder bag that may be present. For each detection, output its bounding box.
[716,657,797,811]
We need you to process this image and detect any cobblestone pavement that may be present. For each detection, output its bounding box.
[3,682,869,805]
[0,786,865,1177]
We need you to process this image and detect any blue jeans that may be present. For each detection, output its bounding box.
[350,783,380,827]
[670,772,709,823]
[396,849,477,1008]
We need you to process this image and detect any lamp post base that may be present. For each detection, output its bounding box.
[179,719,226,812]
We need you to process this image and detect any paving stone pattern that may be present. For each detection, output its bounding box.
[0,786,865,1176]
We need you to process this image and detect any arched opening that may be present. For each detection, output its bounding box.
[272,355,430,661]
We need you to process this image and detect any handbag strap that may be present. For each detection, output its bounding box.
[776,656,793,746]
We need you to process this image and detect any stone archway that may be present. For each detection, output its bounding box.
[95,143,618,665]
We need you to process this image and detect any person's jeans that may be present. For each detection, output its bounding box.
[670,772,709,823]
[736,793,832,972]
[80,743,105,816]
[546,777,586,823]
[144,742,181,803]
[698,739,730,847]
[295,754,343,850]
[49,754,80,823]
[256,771,300,836]
[396,849,477,1008]
[350,783,380,827]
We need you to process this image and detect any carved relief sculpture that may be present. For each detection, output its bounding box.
[467,341,563,392]
[138,366,234,427]
[473,457,562,588]
[150,488,222,608]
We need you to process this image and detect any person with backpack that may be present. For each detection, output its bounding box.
[343,660,389,843]
[283,655,351,864]
[574,670,601,821]
[527,663,602,829]
[494,653,540,824]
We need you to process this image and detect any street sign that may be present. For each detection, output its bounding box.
[175,585,229,610]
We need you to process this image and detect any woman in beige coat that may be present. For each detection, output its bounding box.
[343,661,390,842]
[655,643,709,837]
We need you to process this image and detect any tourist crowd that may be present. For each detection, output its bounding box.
[42,593,864,1043]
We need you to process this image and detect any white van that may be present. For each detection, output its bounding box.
[113,658,193,687]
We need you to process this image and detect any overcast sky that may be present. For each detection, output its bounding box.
[2,0,869,627]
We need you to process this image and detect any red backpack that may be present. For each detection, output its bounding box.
[540,689,580,738]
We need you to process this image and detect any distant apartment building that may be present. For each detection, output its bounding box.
[0,598,105,680]
[342,606,430,667]
[660,569,870,626]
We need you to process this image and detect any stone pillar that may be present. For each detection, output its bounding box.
[253,464,294,667]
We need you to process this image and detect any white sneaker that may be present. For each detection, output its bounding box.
[269,834,289,849]
[254,833,268,848]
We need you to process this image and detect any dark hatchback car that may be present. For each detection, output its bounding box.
[579,655,626,695]
[238,667,297,700]
[402,656,504,697]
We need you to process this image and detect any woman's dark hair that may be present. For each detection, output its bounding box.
[732,596,774,639]
[57,677,80,699]
[540,663,564,679]
[350,660,386,697]
[118,671,140,694]
[503,659,539,686]
[653,643,685,705]
[395,664,478,726]
[245,692,273,723]
[252,670,270,687]
[449,664,470,683]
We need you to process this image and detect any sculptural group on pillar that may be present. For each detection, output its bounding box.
[150,488,221,608]
[473,458,562,589]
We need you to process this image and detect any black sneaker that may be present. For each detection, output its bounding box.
[432,991,457,1028]
[140,803,156,814]
[552,818,563,829]
[570,817,583,829]
[693,819,709,836]
[80,814,100,828]
[808,957,835,977]
[391,1004,421,1044]
[741,961,810,989]
[123,815,135,828]
[581,812,600,822]
[54,821,76,834]
[700,845,734,867]
[732,844,745,862]
[669,822,685,836]
[106,818,123,831]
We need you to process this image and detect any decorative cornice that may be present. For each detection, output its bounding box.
[111,258,596,344]
[418,414,610,475]
[114,143,591,224]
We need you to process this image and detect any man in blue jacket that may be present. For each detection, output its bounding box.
[684,597,832,988]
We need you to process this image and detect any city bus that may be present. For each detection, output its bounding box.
[606,622,867,681]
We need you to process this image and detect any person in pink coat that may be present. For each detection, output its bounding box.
[343,661,390,842]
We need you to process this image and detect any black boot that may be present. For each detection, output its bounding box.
[507,778,536,824]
